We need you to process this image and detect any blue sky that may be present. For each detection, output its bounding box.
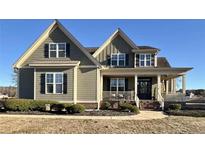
[0,19,204,89]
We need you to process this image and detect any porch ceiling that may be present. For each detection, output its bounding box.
[101,67,193,76]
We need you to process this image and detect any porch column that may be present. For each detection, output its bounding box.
[170,78,174,94]
[166,80,169,95]
[157,75,161,101]
[182,74,186,94]
[134,74,139,107]
[73,66,77,104]
[173,78,176,94]
[100,74,103,101]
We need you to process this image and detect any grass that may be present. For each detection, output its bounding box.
[0,116,205,133]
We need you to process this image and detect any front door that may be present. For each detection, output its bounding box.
[138,78,152,100]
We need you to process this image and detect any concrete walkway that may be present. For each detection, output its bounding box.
[0,111,167,120]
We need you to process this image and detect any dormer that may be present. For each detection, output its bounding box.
[132,46,159,67]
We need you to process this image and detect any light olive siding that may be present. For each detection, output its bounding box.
[22,27,94,67]
[36,68,73,101]
[19,68,34,99]
[96,35,134,67]
[77,68,97,101]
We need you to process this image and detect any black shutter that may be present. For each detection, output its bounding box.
[107,78,110,91]
[136,54,139,67]
[126,54,129,66]
[151,54,155,66]
[44,44,49,58]
[125,78,128,91]
[66,43,70,57]
[63,73,67,94]
[107,55,111,66]
[40,74,45,94]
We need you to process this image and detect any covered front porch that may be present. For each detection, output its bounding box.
[100,67,192,109]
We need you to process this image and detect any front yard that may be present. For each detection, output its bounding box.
[0,116,205,133]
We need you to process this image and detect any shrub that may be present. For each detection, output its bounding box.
[50,103,66,112]
[168,104,182,111]
[100,101,111,110]
[3,99,58,112]
[119,103,140,114]
[66,104,85,113]
[165,110,205,117]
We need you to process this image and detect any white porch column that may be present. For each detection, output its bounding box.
[73,66,77,104]
[96,69,101,110]
[166,80,169,95]
[173,78,177,93]
[134,74,139,107]
[100,74,103,101]
[16,69,20,98]
[34,68,36,100]
[182,74,186,94]
[170,78,174,93]
[157,75,161,101]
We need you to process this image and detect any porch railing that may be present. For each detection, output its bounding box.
[103,91,135,101]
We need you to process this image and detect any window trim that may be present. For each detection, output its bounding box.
[49,43,66,58]
[111,53,126,67]
[139,53,152,67]
[45,72,64,94]
[110,78,125,92]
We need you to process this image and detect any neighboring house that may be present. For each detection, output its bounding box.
[13,20,192,109]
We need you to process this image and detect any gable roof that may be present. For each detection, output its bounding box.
[13,20,101,68]
[157,57,171,68]
[92,28,138,57]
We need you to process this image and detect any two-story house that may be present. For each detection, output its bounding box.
[13,20,192,110]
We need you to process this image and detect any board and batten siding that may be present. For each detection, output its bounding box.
[77,68,97,101]
[96,35,134,67]
[19,68,34,99]
[35,68,73,101]
[21,27,94,67]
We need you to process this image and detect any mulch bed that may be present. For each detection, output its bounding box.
[165,110,205,117]
[0,110,136,116]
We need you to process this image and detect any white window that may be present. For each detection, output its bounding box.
[139,53,151,67]
[111,53,126,67]
[49,43,66,58]
[46,73,63,94]
[110,78,125,92]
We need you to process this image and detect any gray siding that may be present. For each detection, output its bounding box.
[19,68,34,99]
[96,35,134,67]
[22,27,94,67]
[36,68,73,101]
[77,68,97,101]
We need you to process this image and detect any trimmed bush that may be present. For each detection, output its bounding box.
[168,104,182,111]
[100,101,111,110]
[119,103,140,114]
[66,104,85,113]
[3,99,58,112]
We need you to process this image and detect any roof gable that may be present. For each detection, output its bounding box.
[13,20,101,68]
[93,28,138,57]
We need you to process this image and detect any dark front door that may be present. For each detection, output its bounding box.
[138,78,152,100]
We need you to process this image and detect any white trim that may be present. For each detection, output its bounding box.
[78,65,98,68]
[49,42,66,58]
[77,100,98,103]
[93,28,138,58]
[154,53,157,67]
[134,53,136,68]
[34,68,36,100]
[134,74,138,100]
[100,73,103,101]
[73,66,77,104]
[139,53,152,67]
[96,69,101,110]
[29,63,79,67]
[157,75,161,101]
[110,53,126,67]
[45,72,64,94]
